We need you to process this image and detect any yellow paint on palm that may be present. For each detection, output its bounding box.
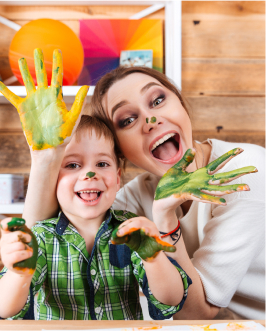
[0,48,89,150]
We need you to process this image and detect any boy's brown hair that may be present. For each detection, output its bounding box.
[75,115,121,168]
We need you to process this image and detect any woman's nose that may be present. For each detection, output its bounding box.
[143,116,161,133]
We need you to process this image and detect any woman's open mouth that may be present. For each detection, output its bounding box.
[76,190,102,203]
[150,132,182,164]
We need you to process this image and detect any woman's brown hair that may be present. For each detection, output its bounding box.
[90,66,190,157]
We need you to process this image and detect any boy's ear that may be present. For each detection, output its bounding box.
[116,168,121,191]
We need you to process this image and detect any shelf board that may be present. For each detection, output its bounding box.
[0,202,24,214]
[0,86,95,104]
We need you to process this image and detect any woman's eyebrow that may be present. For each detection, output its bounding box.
[140,82,161,94]
[112,100,129,118]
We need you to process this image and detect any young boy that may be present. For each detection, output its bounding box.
[0,115,191,320]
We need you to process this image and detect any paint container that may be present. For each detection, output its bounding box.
[0,174,24,204]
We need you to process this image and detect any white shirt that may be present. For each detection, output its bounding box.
[113,139,265,319]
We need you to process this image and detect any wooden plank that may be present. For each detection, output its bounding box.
[182,58,265,96]
[193,130,265,147]
[182,15,265,59]
[1,56,265,95]
[185,96,265,131]
[1,96,264,133]
[0,133,31,173]
[182,1,265,16]
[0,5,165,20]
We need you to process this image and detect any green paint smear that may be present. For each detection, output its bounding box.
[154,148,256,204]
[111,226,175,261]
[20,87,65,149]
[151,116,156,123]
[7,217,38,271]
[146,118,149,123]
[86,171,95,178]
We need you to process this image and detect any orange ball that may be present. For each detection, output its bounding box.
[9,19,84,86]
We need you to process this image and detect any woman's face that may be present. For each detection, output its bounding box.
[103,73,194,177]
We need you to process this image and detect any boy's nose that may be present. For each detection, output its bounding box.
[86,171,96,179]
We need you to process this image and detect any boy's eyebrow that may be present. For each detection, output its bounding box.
[63,153,81,159]
[97,152,116,160]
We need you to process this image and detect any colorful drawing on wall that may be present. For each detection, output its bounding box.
[120,50,153,68]
[78,19,163,85]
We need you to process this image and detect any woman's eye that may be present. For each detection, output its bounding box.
[119,117,136,128]
[152,95,165,107]
[66,163,80,169]
[97,162,109,168]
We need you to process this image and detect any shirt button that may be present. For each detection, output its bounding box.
[91,269,96,276]
[95,307,101,314]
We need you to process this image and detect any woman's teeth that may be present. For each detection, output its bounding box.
[151,133,176,151]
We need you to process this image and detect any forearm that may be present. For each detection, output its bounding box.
[0,270,32,318]
[23,145,65,227]
[154,211,219,319]
[143,251,183,306]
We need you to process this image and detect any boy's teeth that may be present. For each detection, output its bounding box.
[151,133,175,151]
[78,190,100,193]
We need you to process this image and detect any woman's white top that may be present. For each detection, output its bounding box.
[113,139,265,319]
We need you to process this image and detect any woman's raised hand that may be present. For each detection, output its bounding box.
[0,48,89,150]
[111,217,176,261]
[154,148,257,211]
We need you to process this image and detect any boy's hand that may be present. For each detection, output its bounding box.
[111,217,176,261]
[153,148,257,224]
[0,218,38,276]
[0,48,89,150]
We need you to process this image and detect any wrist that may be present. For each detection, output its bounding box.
[153,208,178,230]
[30,144,66,167]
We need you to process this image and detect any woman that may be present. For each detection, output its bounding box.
[88,66,265,320]
[0,51,264,320]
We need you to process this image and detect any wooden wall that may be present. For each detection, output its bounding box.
[0,1,265,186]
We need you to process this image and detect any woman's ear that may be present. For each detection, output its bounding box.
[116,168,121,191]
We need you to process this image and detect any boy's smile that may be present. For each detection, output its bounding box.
[57,130,120,226]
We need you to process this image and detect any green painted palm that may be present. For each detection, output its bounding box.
[0,48,89,150]
[155,148,257,205]
[111,226,176,261]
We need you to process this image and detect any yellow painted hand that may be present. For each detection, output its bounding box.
[0,48,89,150]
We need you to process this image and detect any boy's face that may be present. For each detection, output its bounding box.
[57,130,121,224]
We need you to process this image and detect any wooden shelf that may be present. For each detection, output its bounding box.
[0,202,24,214]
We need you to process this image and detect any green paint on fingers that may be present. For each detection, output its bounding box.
[7,217,38,274]
[154,148,257,205]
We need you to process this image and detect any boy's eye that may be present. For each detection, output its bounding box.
[97,162,110,168]
[66,163,80,169]
[152,95,165,107]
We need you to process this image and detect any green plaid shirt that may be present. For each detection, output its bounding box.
[0,209,191,320]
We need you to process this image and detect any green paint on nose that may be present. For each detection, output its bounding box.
[86,172,96,178]
[146,118,149,123]
[151,116,157,123]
